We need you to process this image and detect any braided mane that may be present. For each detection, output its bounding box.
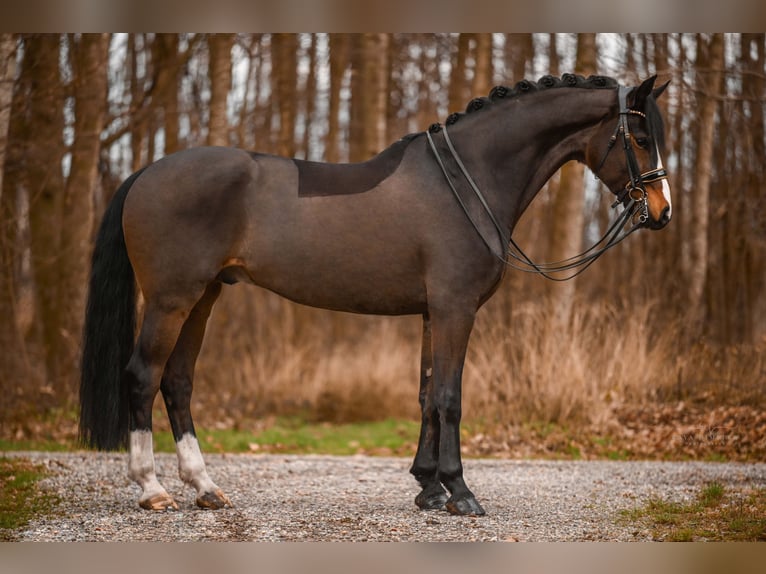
[440,73,619,127]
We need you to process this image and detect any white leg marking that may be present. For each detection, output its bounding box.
[657,151,672,218]
[176,433,219,494]
[128,430,173,507]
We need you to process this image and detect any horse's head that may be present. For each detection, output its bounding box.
[587,76,672,230]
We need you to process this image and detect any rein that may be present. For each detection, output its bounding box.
[425,85,666,282]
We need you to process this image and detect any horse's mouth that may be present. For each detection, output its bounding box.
[644,205,672,230]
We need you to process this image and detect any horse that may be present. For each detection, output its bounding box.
[79,73,671,516]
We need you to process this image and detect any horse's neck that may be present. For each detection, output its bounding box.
[521,90,615,204]
[456,88,617,230]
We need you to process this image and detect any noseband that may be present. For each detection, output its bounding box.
[597,86,668,225]
[426,84,668,281]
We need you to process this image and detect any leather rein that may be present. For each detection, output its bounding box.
[426,85,668,282]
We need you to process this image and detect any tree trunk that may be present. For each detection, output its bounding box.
[326,34,350,163]
[546,33,597,325]
[687,33,725,329]
[356,33,390,160]
[128,35,147,171]
[348,35,365,163]
[472,33,493,96]
[207,34,234,147]
[300,34,318,158]
[17,35,66,399]
[57,33,110,397]
[0,33,22,417]
[740,33,765,342]
[0,34,14,199]
[448,34,471,112]
[505,34,533,81]
[151,34,181,155]
[272,33,298,158]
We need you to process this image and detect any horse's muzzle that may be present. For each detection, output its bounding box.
[645,205,671,230]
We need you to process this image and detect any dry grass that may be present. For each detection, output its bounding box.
[464,294,680,426]
[185,283,764,433]
[192,286,422,427]
[3,278,762,443]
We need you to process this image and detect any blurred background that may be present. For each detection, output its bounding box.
[0,34,763,453]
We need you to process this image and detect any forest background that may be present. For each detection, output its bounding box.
[0,33,764,459]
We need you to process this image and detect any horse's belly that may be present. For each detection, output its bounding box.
[251,254,428,316]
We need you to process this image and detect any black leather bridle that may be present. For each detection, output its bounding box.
[426,84,669,281]
[597,86,668,226]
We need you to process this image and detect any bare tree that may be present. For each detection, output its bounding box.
[327,34,350,163]
[740,34,766,341]
[0,34,14,198]
[207,34,235,147]
[472,33,493,96]
[505,34,533,81]
[25,35,67,392]
[687,33,725,327]
[300,34,318,158]
[272,33,298,158]
[355,33,390,160]
[448,34,472,112]
[57,33,110,393]
[127,34,146,172]
[546,33,597,326]
[151,34,182,155]
[0,34,21,414]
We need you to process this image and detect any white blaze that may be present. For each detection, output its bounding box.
[657,150,672,219]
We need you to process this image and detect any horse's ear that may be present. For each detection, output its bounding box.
[631,75,657,111]
[652,79,670,100]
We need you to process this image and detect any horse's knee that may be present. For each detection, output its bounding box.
[437,395,461,426]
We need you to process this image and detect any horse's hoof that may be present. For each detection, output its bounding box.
[139,493,179,511]
[445,495,486,516]
[196,489,232,510]
[415,485,449,510]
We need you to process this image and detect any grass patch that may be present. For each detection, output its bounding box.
[0,457,59,540]
[153,417,420,456]
[621,481,766,541]
[0,438,72,452]
[0,417,420,456]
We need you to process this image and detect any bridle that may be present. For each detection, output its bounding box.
[596,86,668,227]
[425,84,668,282]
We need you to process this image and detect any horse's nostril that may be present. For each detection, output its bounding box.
[660,206,671,224]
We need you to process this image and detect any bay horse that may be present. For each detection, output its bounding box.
[80,74,671,516]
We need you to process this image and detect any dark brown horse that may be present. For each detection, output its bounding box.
[80,74,670,515]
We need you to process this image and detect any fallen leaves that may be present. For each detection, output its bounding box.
[461,402,766,461]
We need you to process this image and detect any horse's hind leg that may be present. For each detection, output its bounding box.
[126,290,203,511]
[160,281,231,509]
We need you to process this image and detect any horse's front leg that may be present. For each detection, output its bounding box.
[431,307,485,516]
[410,314,449,510]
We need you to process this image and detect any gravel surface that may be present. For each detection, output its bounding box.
[9,452,766,541]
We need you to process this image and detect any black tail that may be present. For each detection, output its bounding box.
[79,169,145,450]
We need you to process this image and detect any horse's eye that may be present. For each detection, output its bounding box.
[635,137,649,149]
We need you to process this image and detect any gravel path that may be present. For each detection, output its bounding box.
[10,452,766,541]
